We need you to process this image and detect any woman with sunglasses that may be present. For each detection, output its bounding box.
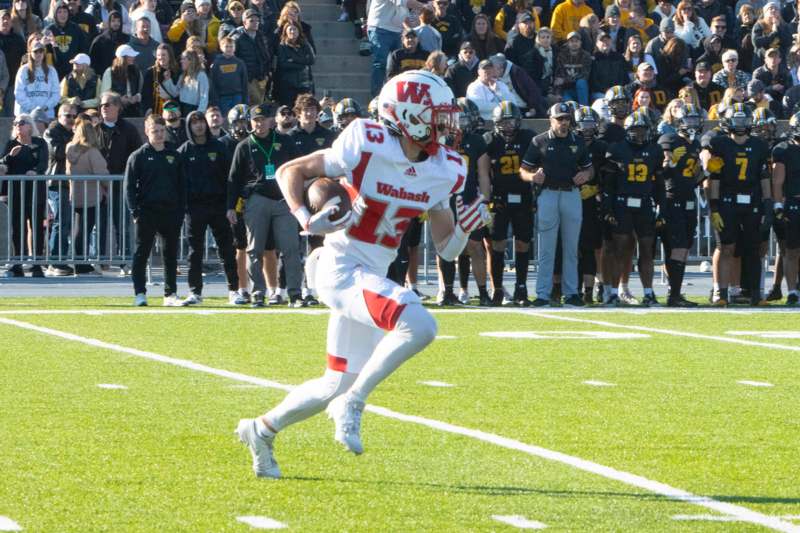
[217,0,243,41]
[13,35,58,117]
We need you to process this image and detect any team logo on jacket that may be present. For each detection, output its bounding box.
[570,145,577,153]
[315,138,325,146]
[166,155,175,164]
[273,143,281,151]
[208,152,217,161]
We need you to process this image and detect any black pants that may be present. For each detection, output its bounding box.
[73,205,108,258]
[132,208,182,295]
[6,181,46,263]
[186,204,238,294]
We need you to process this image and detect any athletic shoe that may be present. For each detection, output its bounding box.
[3,266,23,278]
[238,289,251,304]
[711,298,728,307]
[563,294,585,307]
[531,298,549,307]
[583,290,594,305]
[732,293,751,305]
[603,294,620,307]
[48,265,73,276]
[478,293,492,307]
[667,295,698,307]
[457,290,470,304]
[411,288,430,301]
[289,295,307,308]
[134,293,147,307]
[619,289,638,305]
[252,292,266,308]
[304,294,320,306]
[490,290,504,307]
[268,293,284,306]
[786,293,799,307]
[181,293,202,306]
[30,265,45,278]
[326,394,365,455]
[234,418,280,479]
[766,286,783,301]
[437,291,459,306]
[750,298,770,307]
[641,293,660,307]
[513,285,531,307]
[229,290,247,305]
[75,264,96,274]
[163,294,182,307]
[594,284,604,303]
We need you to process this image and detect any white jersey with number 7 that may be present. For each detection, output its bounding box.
[322,118,466,273]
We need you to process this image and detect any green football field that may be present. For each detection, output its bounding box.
[2,299,800,532]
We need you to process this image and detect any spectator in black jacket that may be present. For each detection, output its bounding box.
[445,41,479,97]
[89,11,127,80]
[125,114,185,306]
[431,0,462,57]
[0,114,48,277]
[0,9,26,114]
[67,0,98,42]
[43,102,76,274]
[503,14,541,89]
[589,31,628,100]
[751,2,793,69]
[232,8,271,105]
[385,28,427,79]
[217,0,243,41]
[753,47,793,108]
[178,110,241,306]
[98,90,142,266]
[46,0,88,78]
[273,20,314,107]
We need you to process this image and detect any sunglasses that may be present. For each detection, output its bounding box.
[13,121,29,126]
[166,115,181,121]
[724,58,737,62]
[554,116,571,122]
[100,102,114,107]
[60,113,77,119]
[278,111,295,116]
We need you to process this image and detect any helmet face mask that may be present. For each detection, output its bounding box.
[624,110,651,145]
[495,118,519,140]
[751,108,776,141]
[492,101,522,141]
[574,105,598,141]
[725,104,752,136]
[456,97,481,134]
[605,86,630,119]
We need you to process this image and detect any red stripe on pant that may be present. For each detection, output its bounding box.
[363,289,406,330]
[327,354,348,372]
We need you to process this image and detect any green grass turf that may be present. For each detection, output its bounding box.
[2,305,800,531]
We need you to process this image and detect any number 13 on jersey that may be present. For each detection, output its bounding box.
[348,196,424,248]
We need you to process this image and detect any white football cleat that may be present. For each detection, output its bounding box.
[181,293,202,306]
[326,394,365,455]
[229,290,247,305]
[457,290,470,304]
[134,293,147,307]
[235,418,280,479]
[163,294,182,307]
[619,289,638,306]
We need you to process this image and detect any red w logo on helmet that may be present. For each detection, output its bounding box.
[396,81,432,105]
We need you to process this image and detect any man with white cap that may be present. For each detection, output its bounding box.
[60,53,100,110]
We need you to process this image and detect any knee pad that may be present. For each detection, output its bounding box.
[396,304,437,346]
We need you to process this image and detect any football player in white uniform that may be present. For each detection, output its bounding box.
[235,70,489,478]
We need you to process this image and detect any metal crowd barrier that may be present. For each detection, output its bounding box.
[1,174,130,268]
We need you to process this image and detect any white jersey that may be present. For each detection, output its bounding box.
[322,118,466,273]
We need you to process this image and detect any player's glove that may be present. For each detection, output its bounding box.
[294,197,353,236]
[760,198,774,234]
[235,197,246,215]
[669,146,687,167]
[710,211,724,233]
[774,202,785,224]
[456,194,487,233]
[655,213,666,230]
[580,183,600,200]
[706,156,724,174]
[602,212,617,226]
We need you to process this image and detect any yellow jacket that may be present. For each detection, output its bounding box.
[167,16,221,54]
[550,1,594,42]
[494,3,540,40]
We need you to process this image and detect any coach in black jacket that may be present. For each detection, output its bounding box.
[125,114,185,305]
[178,111,239,304]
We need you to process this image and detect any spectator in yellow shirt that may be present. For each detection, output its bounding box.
[494,0,540,41]
[550,0,594,43]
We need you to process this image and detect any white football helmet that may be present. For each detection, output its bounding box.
[378,70,459,155]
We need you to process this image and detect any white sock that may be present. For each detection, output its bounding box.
[255,417,276,438]
[619,282,629,292]
[264,369,356,432]
[713,282,720,291]
[347,305,437,402]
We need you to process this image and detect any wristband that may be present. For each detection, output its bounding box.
[292,205,311,231]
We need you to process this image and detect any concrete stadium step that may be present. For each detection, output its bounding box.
[314,36,363,55]
[314,72,370,90]
[309,20,361,39]
[302,3,344,20]
[312,54,371,73]
[320,87,372,104]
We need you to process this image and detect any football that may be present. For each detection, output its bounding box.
[305,178,352,222]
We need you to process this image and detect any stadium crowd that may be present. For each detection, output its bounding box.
[0,0,799,307]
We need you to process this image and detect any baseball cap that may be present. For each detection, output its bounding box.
[489,53,506,66]
[115,44,139,58]
[276,104,293,115]
[249,103,275,119]
[597,30,611,40]
[765,47,780,57]
[695,60,711,71]
[195,0,210,7]
[162,100,181,111]
[460,40,475,50]
[659,17,675,32]
[402,28,417,37]
[605,5,620,17]
[478,59,493,70]
[30,107,49,124]
[549,102,572,118]
[180,0,195,12]
[243,8,259,19]
[637,61,654,72]
[70,52,90,65]
[566,30,580,40]
[518,12,533,23]
[747,79,765,96]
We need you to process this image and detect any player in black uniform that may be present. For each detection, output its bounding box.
[438,97,492,305]
[702,103,773,306]
[331,98,362,137]
[486,100,536,306]
[601,109,664,306]
[658,103,704,307]
[771,111,800,306]
[574,106,607,304]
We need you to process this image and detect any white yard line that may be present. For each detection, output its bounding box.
[737,381,774,388]
[235,516,288,529]
[583,380,615,387]
[96,383,128,390]
[0,517,22,532]
[491,515,548,529]
[2,316,798,532]
[672,514,742,522]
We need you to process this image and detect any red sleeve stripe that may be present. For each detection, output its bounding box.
[450,174,465,195]
[351,152,372,192]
